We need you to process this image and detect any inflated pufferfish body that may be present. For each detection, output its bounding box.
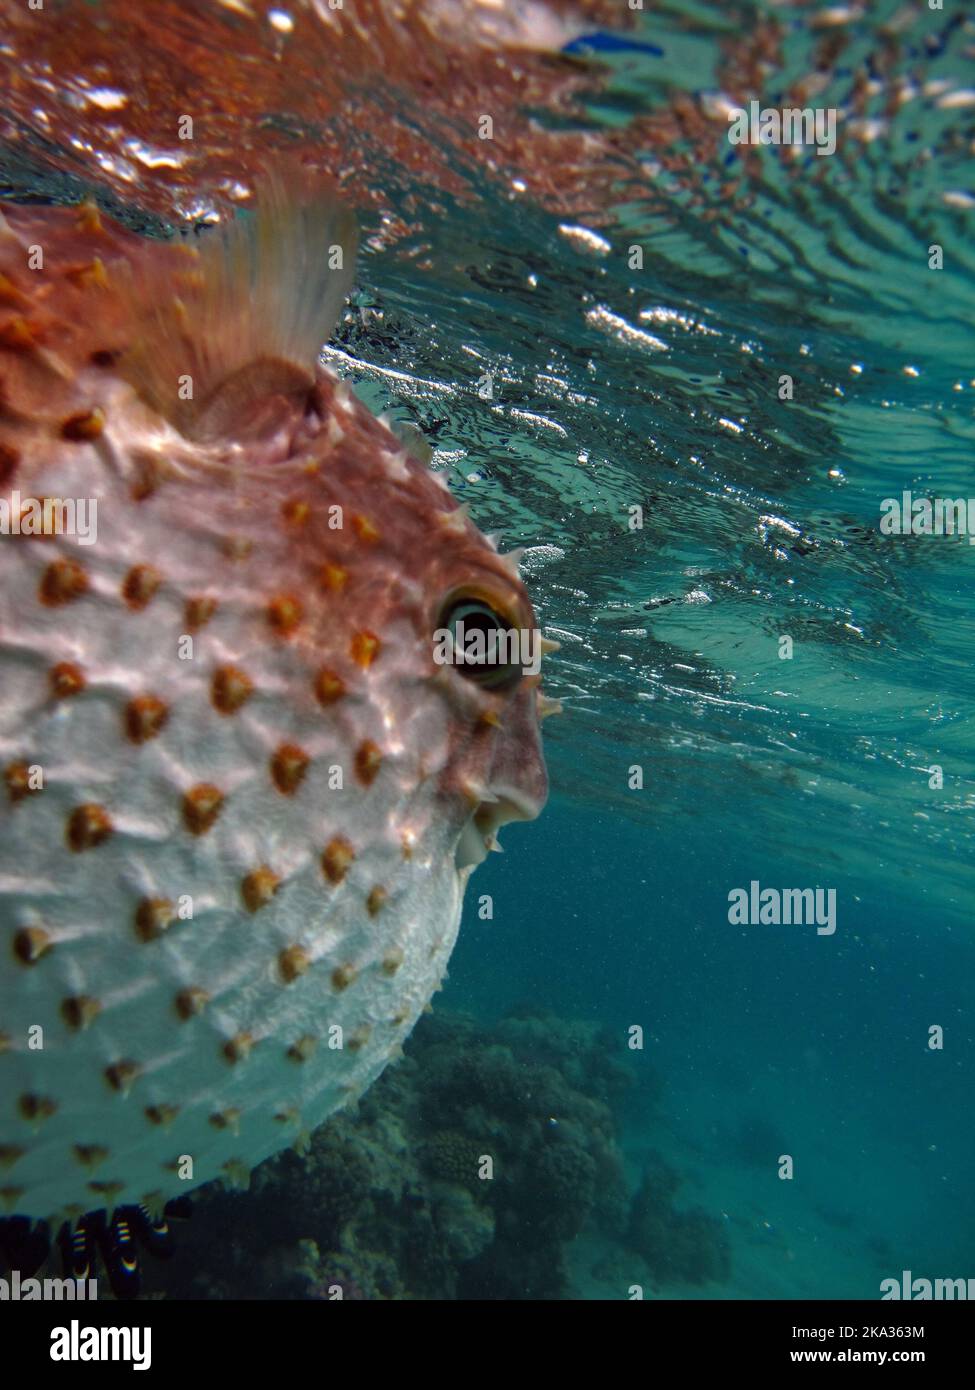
[0,171,549,1223]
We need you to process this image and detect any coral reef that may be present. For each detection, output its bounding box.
[254,1132,374,1248]
[135,1007,726,1300]
[423,1130,485,1191]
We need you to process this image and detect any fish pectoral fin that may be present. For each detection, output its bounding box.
[192,356,316,442]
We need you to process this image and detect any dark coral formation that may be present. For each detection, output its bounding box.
[138,1007,727,1300]
[252,1132,373,1249]
[422,1130,485,1191]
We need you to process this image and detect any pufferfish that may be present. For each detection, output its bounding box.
[0,169,553,1232]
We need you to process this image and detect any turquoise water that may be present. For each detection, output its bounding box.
[2,0,973,1299]
[337,2,975,1298]
[455,802,974,1296]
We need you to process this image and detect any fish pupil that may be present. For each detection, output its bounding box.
[442,599,522,688]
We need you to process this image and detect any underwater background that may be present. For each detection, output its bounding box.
[1,0,973,1298]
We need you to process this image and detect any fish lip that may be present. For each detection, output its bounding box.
[454,785,545,873]
[474,784,544,834]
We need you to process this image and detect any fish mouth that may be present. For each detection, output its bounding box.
[454,787,543,872]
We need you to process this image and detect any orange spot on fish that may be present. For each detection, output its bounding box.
[241,866,280,913]
[66,803,113,852]
[355,740,382,787]
[223,1033,254,1065]
[174,987,210,1020]
[221,535,253,561]
[351,514,380,543]
[13,926,53,966]
[4,762,33,805]
[267,593,302,636]
[282,498,310,526]
[279,945,310,983]
[270,743,309,795]
[134,898,175,943]
[331,963,357,991]
[104,1061,141,1096]
[321,836,354,884]
[39,558,88,606]
[121,564,162,610]
[382,949,404,976]
[208,1108,241,1131]
[287,1037,316,1063]
[75,202,103,234]
[319,562,348,592]
[73,1144,110,1170]
[144,1105,179,1128]
[61,996,102,1031]
[130,455,162,501]
[350,630,380,668]
[212,665,254,714]
[366,885,388,917]
[64,258,108,291]
[185,595,217,630]
[314,668,345,705]
[60,408,105,442]
[125,694,169,744]
[182,783,224,835]
[19,1093,58,1123]
[50,661,85,699]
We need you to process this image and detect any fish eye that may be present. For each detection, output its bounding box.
[438,594,525,690]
